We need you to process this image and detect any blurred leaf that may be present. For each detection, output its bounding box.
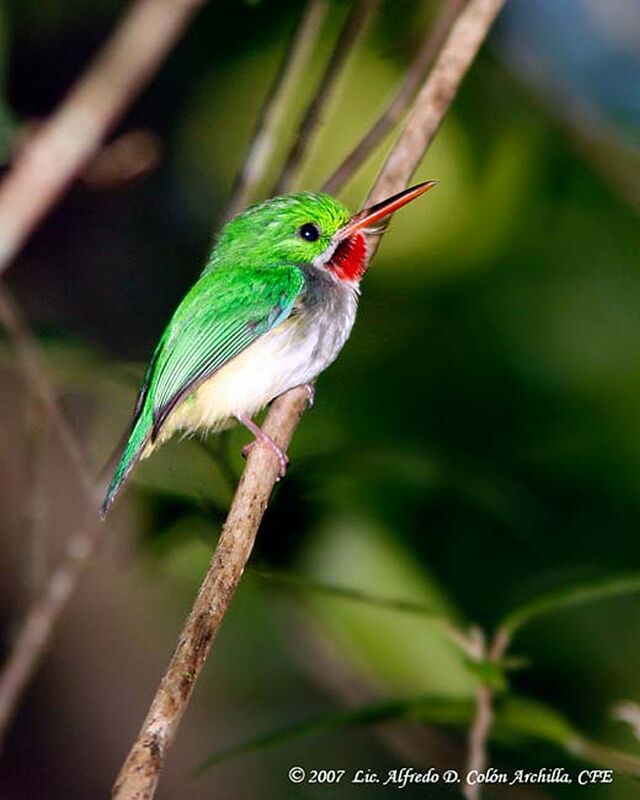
[493,695,581,748]
[131,436,234,511]
[299,516,479,697]
[253,567,473,656]
[495,696,640,776]
[157,528,216,584]
[465,658,507,691]
[498,574,640,640]
[197,690,640,778]
[195,694,474,773]
[572,738,640,777]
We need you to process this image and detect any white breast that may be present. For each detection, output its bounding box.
[154,273,359,446]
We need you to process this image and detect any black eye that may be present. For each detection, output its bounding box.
[298,222,320,242]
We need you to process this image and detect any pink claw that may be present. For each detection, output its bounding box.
[237,414,289,478]
[300,383,315,407]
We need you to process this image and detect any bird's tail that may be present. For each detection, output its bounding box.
[100,405,152,520]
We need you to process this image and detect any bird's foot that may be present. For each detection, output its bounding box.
[300,383,315,407]
[237,414,289,478]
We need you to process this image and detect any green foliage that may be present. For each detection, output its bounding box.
[499,574,640,640]
[195,695,471,773]
[197,691,640,777]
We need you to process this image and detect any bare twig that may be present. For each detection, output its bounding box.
[112,387,310,800]
[0,290,108,748]
[0,509,104,743]
[273,0,381,195]
[112,0,506,796]
[21,401,50,606]
[462,625,503,800]
[221,0,329,223]
[321,0,466,195]
[465,683,494,799]
[0,0,206,275]
[0,0,205,745]
[0,287,89,487]
[367,0,505,207]
[489,624,511,663]
[463,629,492,800]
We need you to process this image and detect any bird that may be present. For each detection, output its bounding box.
[100,181,435,518]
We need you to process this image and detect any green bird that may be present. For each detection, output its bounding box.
[101,182,435,518]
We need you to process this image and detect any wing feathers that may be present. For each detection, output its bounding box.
[104,263,305,517]
[147,264,305,436]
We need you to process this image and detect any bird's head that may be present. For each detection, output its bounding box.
[210,183,436,282]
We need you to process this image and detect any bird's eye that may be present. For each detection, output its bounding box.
[298,222,320,242]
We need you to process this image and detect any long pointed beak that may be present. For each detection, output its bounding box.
[337,181,437,240]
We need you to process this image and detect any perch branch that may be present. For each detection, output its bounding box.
[221,0,329,223]
[321,0,465,195]
[0,0,206,745]
[112,387,310,799]
[112,0,506,797]
[273,0,381,195]
[0,0,206,275]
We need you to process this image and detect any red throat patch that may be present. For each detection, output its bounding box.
[327,232,368,282]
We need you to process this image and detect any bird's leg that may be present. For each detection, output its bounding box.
[236,414,289,478]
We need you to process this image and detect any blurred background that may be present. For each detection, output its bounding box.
[0,0,639,797]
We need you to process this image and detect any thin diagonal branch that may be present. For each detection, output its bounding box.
[21,399,50,607]
[112,387,310,800]
[0,288,106,745]
[321,0,466,195]
[112,0,506,797]
[0,287,89,487]
[0,0,206,275]
[273,0,381,195]
[221,0,329,223]
[367,0,505,208]
[0,0,206,746]
[0,509,104,745]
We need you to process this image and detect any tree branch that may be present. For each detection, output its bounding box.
[112,0,506,796]
[321,0,466,195]
[0,286,109,744]
[0,0,206,275]
[0,509,103,746]
[112,387,310,800]
[221,0,329,223]
[367,0,505,206]
[0,287,89,487]
[463,630,493,800]
[464,683,494,799]
[272,0,380,195]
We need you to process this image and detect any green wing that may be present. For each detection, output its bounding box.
[147,263,305,436]
[101,263,305,518]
